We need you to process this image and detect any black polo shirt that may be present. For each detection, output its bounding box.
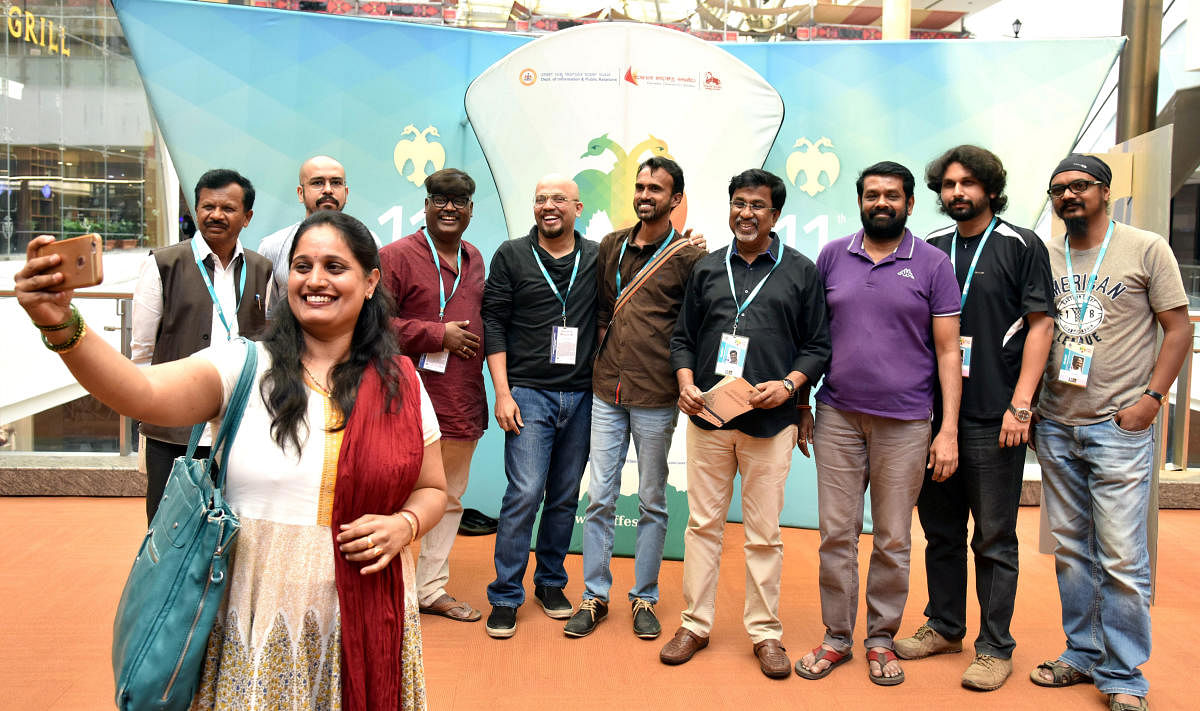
[670,234,831,437]
[926,217,1052,421]
[482,228,598,392]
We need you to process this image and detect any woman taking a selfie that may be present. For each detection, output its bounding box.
[14,210,446,711]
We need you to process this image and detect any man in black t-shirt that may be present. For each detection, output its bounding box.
[481,174,598,639]
[894,146,1053,691]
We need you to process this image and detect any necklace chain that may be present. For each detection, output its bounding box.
[301,361,331,396]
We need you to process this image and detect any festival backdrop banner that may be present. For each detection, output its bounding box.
[112,0,1120,559]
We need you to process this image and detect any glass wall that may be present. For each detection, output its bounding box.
[1,0,166,259]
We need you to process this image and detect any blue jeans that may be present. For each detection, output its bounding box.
[1034,417,1154,697]
[487,387,592,608]
[581,397,677,604]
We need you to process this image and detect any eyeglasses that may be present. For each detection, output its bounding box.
[306,177,346,189]
[1047,179,1103,198]
[429,194,470,209]
[729,200,774,214]
[534,194,577,207]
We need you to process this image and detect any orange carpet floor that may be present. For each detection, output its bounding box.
[1,497,1195,710]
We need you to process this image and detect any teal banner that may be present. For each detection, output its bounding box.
[112,0,1120,560]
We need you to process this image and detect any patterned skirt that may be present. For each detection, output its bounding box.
[188,518,427,710]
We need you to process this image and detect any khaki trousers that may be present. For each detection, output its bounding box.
[679,421,796,643]
[416,437,478,606]
[813,402,930,652]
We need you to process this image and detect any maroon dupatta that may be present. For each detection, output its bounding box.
[331,357,424,710]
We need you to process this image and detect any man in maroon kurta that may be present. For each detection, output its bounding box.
[379,168,488,621]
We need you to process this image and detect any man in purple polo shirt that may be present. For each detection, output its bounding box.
[797,161,961,687]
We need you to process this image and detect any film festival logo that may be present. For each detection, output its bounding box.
[786,137,840,197]
[393,124,446,187]
[573,133,688,233]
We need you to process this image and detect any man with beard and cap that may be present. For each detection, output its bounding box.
[131,168,272,522]
[563,156,705,641]
[257,155,379,317]
[796,160,961,687]
[894,145,1053,691]
[481,174,598,639]
[1029,154,1189,711]
[379,168,487,623]
[661,168,830,679]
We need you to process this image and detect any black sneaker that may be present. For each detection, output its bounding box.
[533,585,573,619]
[485,605,517,639]
[632,598,661,639]
[563,598,608,638]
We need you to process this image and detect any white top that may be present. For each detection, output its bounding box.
[197,340,440,526]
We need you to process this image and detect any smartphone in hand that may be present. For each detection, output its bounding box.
[35,233,104,291]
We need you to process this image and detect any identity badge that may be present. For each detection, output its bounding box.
[960,336,973,378]
[551,326,578,365]
[716,332,750,378]
[418,350,449,374]
[1057,341,1094,387]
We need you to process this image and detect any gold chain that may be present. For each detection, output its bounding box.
[301,361,332,396]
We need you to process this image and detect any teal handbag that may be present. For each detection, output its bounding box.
[112,340,258,711]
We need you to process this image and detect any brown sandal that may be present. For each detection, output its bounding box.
[795,644,853,680]
[419,593,481,622]
[866,648,905,686]
[1030,658,1091,687]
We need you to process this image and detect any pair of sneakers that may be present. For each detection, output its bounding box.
[485,585,577,639]
[563,597,661,639]
[894,622,1013,691]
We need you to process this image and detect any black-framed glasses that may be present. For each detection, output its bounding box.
[729,200,774,214]
[430,194,470,209]
[1047,179,1103,198]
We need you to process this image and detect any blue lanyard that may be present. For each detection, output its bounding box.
[615,228,674,297]
[531,243,581,326]
[424,229,462,320]
[1064,220,1115,329]
[191,237,245,341]
[724,241,782,334]
[951,216,997,309]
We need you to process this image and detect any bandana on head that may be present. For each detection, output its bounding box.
[1050,154,1112,187]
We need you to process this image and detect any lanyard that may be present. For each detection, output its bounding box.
[531,244,581,326]
[424,229,462,320]
[1064,220,1115,328]
[615,228,674,297]
[951,216,997,309]
[724,241,782,334]
[191,237,245,341]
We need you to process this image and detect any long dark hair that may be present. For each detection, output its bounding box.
[260,211,403,454]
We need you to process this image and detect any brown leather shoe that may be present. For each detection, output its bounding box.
[754,639,791,679]
[659,627,709,665]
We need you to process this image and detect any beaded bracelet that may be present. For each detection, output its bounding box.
[33,304,80,332]
[42,315,87,354]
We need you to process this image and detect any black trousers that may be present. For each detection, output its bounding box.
[144,436,210,524]
[916,418,1025,658]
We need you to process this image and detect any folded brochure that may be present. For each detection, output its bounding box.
[697,375,758,427]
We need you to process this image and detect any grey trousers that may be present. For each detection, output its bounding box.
[813,402,931,652]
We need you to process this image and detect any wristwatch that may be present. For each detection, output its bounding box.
[1007,404,1033,422]
[781,377,796,395]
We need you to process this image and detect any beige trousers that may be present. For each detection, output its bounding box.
[679,421,797,643]
[416,437,478,606]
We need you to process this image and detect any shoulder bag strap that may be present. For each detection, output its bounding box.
[611,238,692,317]
[208,338,259,490]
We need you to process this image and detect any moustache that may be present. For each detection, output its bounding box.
[869,208,895,218]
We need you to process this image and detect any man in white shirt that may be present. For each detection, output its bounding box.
[257,156,378,317]
[132,168,272,522]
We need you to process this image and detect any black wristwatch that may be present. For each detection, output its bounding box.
[1007,403,1033,423]
[1144,388,1165,404]
[781,377,796,395]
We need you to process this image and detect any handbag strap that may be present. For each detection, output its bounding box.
[207,338,259,490]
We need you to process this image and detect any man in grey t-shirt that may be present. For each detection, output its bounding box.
[1031,155,1190,711]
